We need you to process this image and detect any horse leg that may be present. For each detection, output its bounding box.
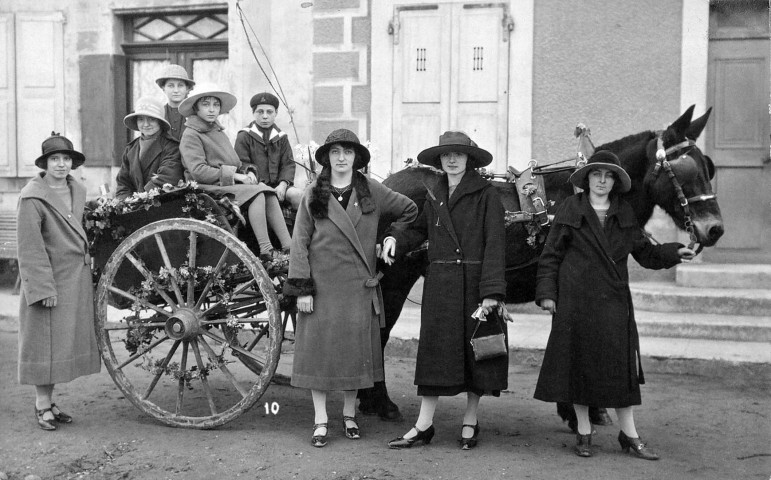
[358,258,424,421]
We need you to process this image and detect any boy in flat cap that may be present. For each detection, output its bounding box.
[155,64,195,141]
[234,92,302,209]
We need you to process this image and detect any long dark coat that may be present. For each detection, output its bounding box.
[16,174,101,385]
[534,193,682,407]
[234,123,296,188]
[392,170,507,394]
[284,177,417,391]
[115,132,183,201]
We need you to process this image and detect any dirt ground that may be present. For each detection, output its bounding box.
[0,329,769,480]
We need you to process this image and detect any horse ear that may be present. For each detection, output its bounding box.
[670,105,695,136]
[685,107,712,141]
[704,155,716,180]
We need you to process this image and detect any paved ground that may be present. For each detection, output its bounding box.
[0,285,769,480]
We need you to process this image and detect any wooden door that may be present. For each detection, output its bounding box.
[392,4,510,172]
[704,6,771,262]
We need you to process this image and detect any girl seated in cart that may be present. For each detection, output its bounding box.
[178,84,292,262]
[115,96,184,201]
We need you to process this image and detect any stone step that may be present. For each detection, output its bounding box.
[676,263,771,289]
[630,281,771,316]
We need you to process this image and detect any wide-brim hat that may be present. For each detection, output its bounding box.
[569,150,632,193]
[155,64,195,88]
[315,129,370,170]
[34,132,85,169]
[178,83,237,117]
[123,96,171,132]
[417,131,493,169]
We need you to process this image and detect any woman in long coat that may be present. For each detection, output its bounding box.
[283,129,417,447]
[534,151,695,459]
[178,84,291,260]
[115,96,183,201]
[386,131,507,450]
[17,133,101,431]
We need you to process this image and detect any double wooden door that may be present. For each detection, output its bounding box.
[391,3,510,173]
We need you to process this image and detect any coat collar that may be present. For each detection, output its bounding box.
[325,190,372,275]
[444,169,490,209]
[240,122,286,144]
[555,192,637,229]
[184,115,224,133]
[20,173,88,244]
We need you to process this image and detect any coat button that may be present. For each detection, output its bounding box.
[455,248,460,254]
[456,259,461,264]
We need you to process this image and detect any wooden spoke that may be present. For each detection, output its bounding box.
[194,249,230,310]
[142,339,181,400]
[201,279,258,317]
[190,339,218,415]
[153,233,186,306]
[104,320,166,331]
[175,341,189,415]
[197,336,248,398]
[245,324,270,351]
[107,286,172,317]
[124,252,178,309]
[115,334,170,371]
[200,329,265,365]
[186,232,198,306]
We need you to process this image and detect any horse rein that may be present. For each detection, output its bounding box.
[649,133,717,252]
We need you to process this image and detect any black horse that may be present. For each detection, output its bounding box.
[361,106,724,427]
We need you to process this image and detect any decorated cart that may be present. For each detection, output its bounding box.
[85,184,293,429]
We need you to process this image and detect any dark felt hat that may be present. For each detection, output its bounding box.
[569,150,632,193]
[417,131,493,169]
[315,129,370,170]
[250,92,280,110]
[34,132,85,169]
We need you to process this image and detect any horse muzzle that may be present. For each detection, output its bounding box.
[692,217,724,247]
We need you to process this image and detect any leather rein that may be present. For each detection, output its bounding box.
[647,132,717,253]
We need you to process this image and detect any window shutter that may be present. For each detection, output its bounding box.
[15,12,65,177]
[0,14,15,177]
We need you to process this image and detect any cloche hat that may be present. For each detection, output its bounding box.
[123,96,171,132]
[250,92,280,110]
[155,64,195,88]
[314,129,371,170]
[34,132,85,169]
[417,131,493,169]
[569,150,632,193]
[178,83,237,117]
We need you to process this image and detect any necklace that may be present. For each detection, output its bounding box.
[330,184,352,201]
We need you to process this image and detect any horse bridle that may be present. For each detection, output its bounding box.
[649,132,717,251]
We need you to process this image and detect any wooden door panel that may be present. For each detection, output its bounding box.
[402,13,443,104]
[0,14,15,176]
[715,168,762,249]
[15,12,64,177]
[400,111,441,163]
[457,10,500,103]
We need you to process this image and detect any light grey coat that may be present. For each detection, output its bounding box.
[16,174,101,384]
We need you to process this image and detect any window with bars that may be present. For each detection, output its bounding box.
[129,11,228,42]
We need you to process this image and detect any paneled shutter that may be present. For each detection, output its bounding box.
[15,12,65,177]
[0,14,15,176]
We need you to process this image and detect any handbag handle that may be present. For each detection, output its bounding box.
[471,309,504,339]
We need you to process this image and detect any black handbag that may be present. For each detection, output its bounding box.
[469,310,508,361]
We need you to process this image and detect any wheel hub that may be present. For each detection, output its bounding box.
[165,308,201,340]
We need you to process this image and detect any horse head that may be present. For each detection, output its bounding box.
[643,106,724,247]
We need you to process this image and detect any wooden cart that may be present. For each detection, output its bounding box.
[87,188,290,429]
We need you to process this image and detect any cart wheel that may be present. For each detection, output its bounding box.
[95,218,282,429]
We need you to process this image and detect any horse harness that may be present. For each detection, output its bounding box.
[647,132,717,251]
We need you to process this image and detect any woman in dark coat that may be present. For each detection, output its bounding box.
[534,151,695,459]
[284,129,417,448]
[115,96,183,201]
[17,134,101,431]
[386,131,508,450]
[178,84,291,260]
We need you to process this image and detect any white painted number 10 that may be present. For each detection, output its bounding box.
[264,402,280,415]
